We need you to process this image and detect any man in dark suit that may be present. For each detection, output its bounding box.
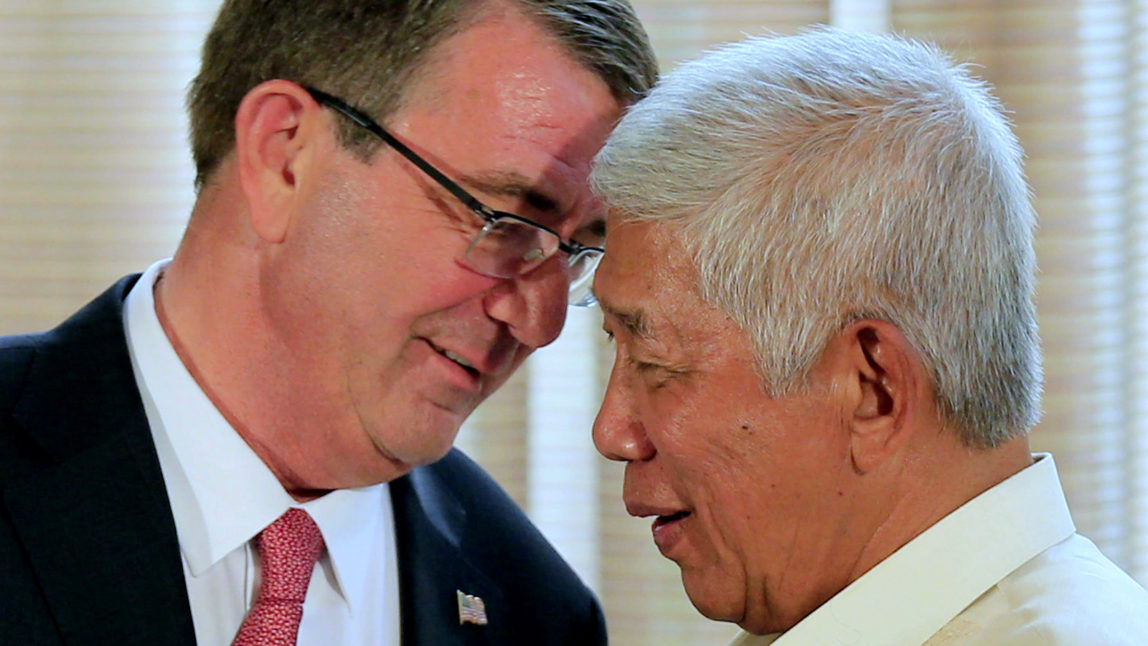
[0,1,656,644]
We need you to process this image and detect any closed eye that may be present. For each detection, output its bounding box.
[631,358,662,372]
[630,358,681,390]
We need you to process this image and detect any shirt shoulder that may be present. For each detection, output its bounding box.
[930,534,1148,645]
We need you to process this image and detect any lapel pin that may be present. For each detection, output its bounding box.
[457,589,489,626]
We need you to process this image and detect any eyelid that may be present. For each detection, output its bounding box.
[462,175,564,226]
[632,358,661,372]
[631,357,678,391]
[574,220,607,246]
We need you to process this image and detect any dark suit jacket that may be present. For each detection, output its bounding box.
[0,276,606,645]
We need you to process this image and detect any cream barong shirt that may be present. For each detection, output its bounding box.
[729,454,1148,645]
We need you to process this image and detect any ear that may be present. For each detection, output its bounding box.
[234,80,324,244]
[832,319,930,474]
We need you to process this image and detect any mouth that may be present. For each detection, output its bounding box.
[652,510,691,528]
[442,349,478,376]
[650,510,691,556]
[626,500,691,523]
[626,501,693,554]
[428,341,480,379]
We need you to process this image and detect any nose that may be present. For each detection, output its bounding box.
[483,257,569,348]
[593,361,655,462]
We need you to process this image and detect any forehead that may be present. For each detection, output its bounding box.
[403,9,620,144]
[392,8,623,228]
[595,220,708,336]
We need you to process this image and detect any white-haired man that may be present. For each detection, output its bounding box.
[0,1,656,644]
[590,28,1148,645]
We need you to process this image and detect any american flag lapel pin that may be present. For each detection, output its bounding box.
[457,589,489,626]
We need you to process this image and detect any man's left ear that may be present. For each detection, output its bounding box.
[830,319,930,474]
[233,80,324,244]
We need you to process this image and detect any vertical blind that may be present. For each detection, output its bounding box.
[1131,0,1148,588]
[1,1,1145,644]
[0,2,211,332]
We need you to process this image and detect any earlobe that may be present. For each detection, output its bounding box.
[234,80,319,244]
[842,321,918,473]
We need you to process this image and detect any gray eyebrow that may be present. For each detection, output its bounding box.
[599,300,654,340]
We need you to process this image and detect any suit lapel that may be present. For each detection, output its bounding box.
[391,462,506,645]
[5,434,196,645]
[3,277,195,645]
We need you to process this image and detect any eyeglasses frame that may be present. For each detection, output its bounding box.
[304,86,604,278]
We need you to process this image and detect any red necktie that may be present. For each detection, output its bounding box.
[232,508,325,646]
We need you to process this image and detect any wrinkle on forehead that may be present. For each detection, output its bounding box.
[597,220,743,352]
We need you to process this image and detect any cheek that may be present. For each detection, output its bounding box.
[661,398,837,543]
[682,431,773,548]
[656,407,775,538]
[313,164,481,301]
[653,394,770,477]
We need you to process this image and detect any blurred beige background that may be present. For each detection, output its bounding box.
[2,1,1146,644]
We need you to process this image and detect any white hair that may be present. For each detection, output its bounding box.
[591,27,1042,447]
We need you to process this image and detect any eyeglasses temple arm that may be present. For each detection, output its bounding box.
[306,87,605,258]
[304,87,496,223]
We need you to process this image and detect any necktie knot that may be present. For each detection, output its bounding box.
[255,508,325,603]
[232,508,324,646]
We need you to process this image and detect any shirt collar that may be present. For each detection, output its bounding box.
[729,454,1076,645]
[123,260,389,613]
[301,484,391,615]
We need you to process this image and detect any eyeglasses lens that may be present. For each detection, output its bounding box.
[464,220,602,306]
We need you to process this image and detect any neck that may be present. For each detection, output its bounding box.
[155,179,353,499]
[848,432,1032,583]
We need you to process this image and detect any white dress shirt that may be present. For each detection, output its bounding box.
[123,260,401,646]
[729,454,1148,645]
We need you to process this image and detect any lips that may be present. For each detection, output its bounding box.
[627,501,692,556]
[440,347,479,377]
[653,510,691,526]
[650,509,691,534]
[651,510,691,556]
[423,330,523,382]
[427,340,481,379]
[626,501,689,520]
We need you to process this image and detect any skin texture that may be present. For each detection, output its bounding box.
[592,219,1033,634]
[156,5,622,499]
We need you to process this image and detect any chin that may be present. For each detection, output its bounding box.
[681,569,745,626]
[389,429,461,468]
[369,408,464,464]
[408,443,456,468]
[736,600,808,636]
[682,569,790,636]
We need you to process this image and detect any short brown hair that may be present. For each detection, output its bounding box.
[186,0,656,189]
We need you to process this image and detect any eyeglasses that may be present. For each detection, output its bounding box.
[305,87,603,307]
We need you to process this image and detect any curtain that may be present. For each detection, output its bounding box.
[1,2,1145,645]
[0,2,213,332]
